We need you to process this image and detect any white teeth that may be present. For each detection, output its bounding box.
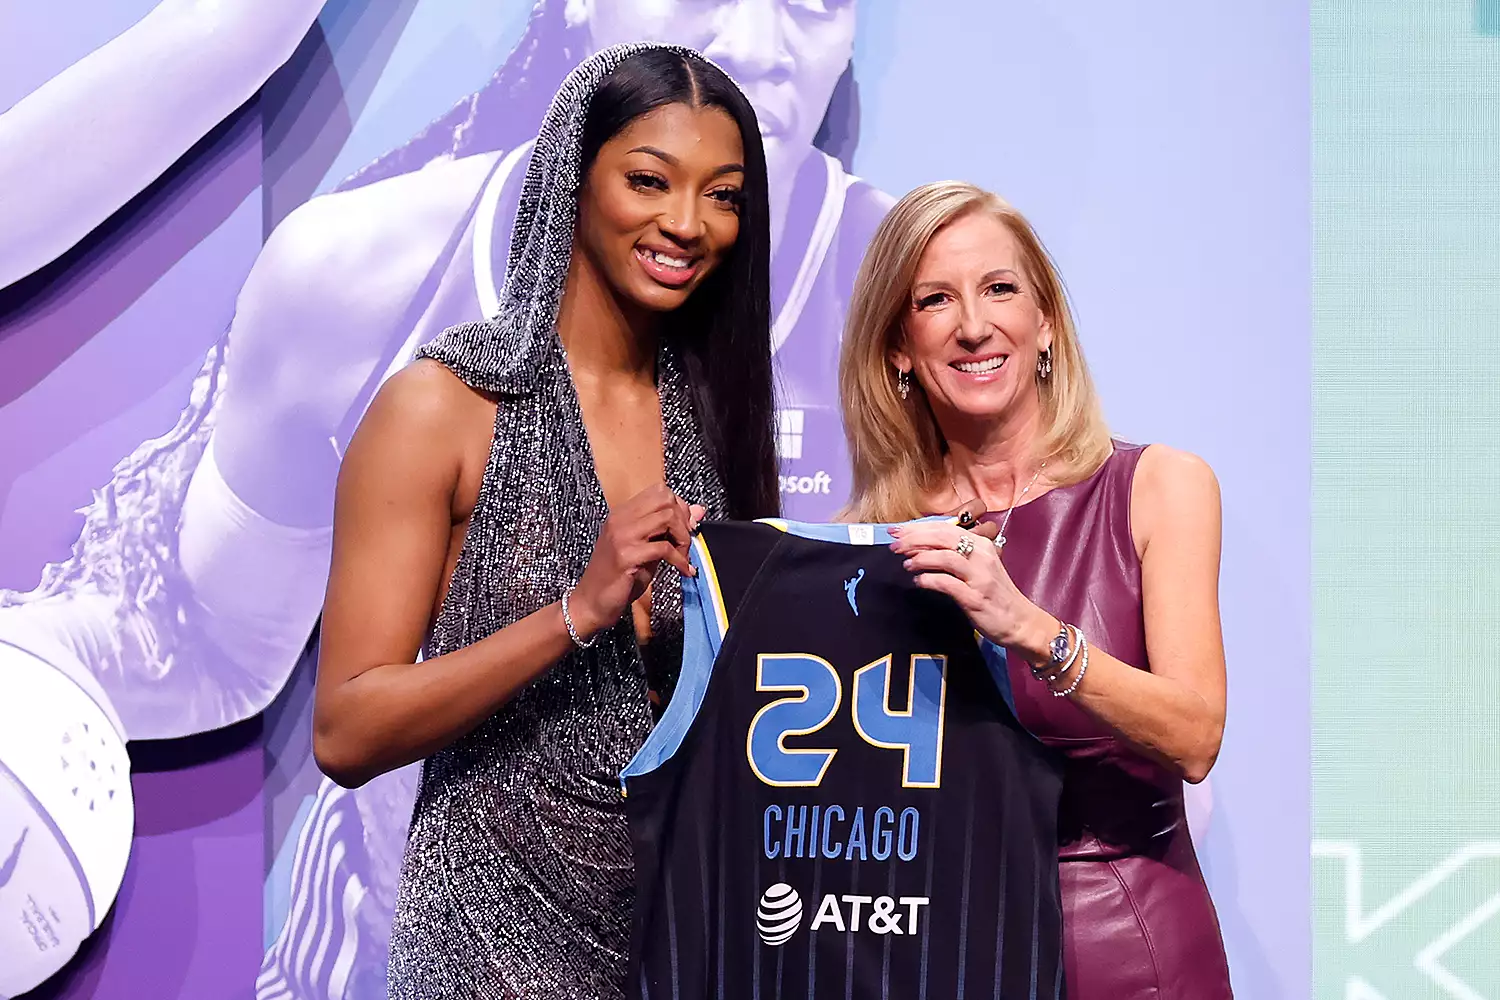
[955,357,1006,374]
[647,250,691,268]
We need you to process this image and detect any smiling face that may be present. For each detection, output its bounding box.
[580,0,856,188]
[574,101,747,313]
[892,211,1053,431]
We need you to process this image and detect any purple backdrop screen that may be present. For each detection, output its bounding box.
[0,2,1308,998]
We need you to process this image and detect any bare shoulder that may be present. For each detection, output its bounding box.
[836,180,897,271]
[1135,444,1219,499]
[1130,444,1221,556]
[228,152,505,399]
[847,178,898,218]
[338,359,496,525]
[359,359,491,442]
[253,152,502,300]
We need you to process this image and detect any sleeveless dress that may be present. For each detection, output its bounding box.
[382,44,732,1000]
[256,144,889,1000]
[983,442,1233,999]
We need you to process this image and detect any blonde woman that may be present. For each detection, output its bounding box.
[841,181,1232,999]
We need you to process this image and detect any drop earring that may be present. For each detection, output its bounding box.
[1037,347,1053,380]
[897,368,911,400]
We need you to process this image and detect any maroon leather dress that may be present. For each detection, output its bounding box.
[981,442,1232,999]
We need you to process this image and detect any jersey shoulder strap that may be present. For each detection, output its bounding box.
[694,519,788,629]
[621,521,783,788]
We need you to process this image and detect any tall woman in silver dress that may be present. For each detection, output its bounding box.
[308,44,778,998]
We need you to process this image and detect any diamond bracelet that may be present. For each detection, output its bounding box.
[561,585,597,650]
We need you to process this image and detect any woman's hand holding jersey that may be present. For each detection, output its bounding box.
[889,519,1054,667]
[567,484,704,644]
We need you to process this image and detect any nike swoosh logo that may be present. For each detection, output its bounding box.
[0,828,28,890]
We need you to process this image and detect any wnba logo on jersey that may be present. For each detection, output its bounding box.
[843,569,864,616]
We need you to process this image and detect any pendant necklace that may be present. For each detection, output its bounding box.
[950,461,1047,548]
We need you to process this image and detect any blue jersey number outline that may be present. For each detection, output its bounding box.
[852,654,948,788]
[746,652,948,788]
[746,654,843,786]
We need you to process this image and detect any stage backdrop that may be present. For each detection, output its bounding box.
[1314,0,1500,997]
[0,2,1308,998]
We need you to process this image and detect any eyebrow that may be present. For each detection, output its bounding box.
[627,145,745,178]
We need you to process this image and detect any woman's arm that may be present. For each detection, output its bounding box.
[1033,446,1226,781]
[0,0,327,289]
[312,362,697,788]
[892,445,1227,783]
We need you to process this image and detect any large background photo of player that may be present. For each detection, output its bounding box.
[0,2,1306,998]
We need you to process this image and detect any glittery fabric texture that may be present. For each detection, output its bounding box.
[389,43,727,1000]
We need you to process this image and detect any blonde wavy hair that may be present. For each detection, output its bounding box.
[840,181,1113,522]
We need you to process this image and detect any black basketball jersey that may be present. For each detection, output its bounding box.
[621,519,1065,1000]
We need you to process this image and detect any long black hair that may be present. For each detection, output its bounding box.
[577,48,779,521]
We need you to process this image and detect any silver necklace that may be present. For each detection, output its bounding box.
[950,461,1047,548]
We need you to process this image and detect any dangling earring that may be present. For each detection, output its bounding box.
[1037,347,1053,380]
[897,368,911,400]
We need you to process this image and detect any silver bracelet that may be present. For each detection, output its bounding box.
[1053,634,1089,698]
[561,585,597,650]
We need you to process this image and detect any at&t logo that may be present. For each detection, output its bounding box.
[757,883,803,945]
[756,884,931,946]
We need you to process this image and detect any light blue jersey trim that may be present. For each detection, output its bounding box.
[621,537,723,787]
[979,638,1019,721]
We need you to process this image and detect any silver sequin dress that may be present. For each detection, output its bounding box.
[386,44,728,1000]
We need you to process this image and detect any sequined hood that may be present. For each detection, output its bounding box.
[415,41,702,395]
